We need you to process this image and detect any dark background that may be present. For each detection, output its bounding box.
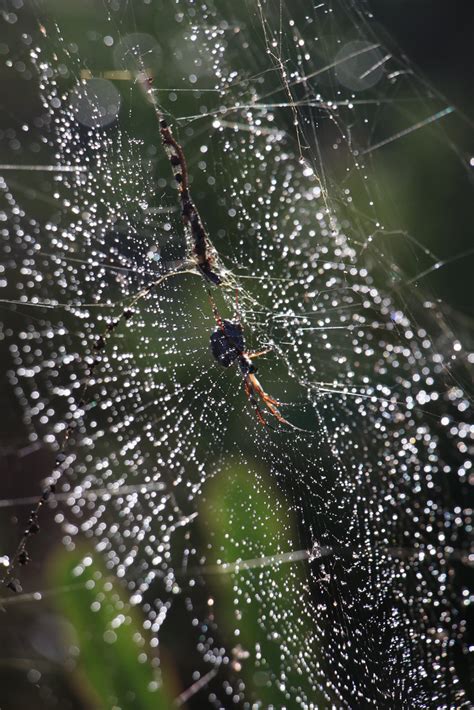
[369,0,474,316]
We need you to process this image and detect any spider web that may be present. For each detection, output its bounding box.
[0,0,472,707]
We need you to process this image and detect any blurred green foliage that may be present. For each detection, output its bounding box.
[201,461,324,707]
[52,549,175,709]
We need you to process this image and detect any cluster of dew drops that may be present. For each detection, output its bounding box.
[0,2,472,706]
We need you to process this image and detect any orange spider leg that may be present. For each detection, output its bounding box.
[247,373,280,405]
[244,377,267,426]
[246,372,291,427]
[248,348,272,359]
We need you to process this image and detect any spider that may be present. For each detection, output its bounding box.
[209,299,290,428]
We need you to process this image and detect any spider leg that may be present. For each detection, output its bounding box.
[207,290,225,330]
[248,347,272,359]
[247,373,279,405]
[234,286,240,324]
[243,372,291,427]
[244,377,267,426]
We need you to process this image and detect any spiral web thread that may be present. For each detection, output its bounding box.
[0,1,472,707]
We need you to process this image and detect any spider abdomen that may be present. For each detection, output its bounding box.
[210,320,245,367]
